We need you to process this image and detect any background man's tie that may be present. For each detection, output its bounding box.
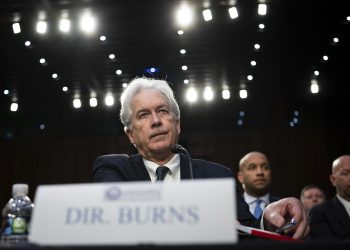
[253,199,263,218]
[156,166,170,181]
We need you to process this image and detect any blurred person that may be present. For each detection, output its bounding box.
[300,184,326,213]
[92,77,307,239]
[309,155,350,241]
[238,152,280,219]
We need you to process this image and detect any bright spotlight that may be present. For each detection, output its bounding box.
[181,65,188,71]
[258,4,267,16]
[186,87,198,103]
[247,75,253,81]
[100,35,106,41]
[10,102,18,112]
[176,4,194,28]
[222,89,230,100]
[311,82,319,94]
[228,7,238,19]
[314,70,319,76]
[59,18,71,32]
[109,54,116,60]
[73,98,82,109]
[254,44,261,50]
[239,89,248,99]
[80,12,96,34]
[52,73,58,79]
[184,79,189,84]
[203,86,214,101]
[24,41,31,47]
[323,55,329,61]
[202,9,212,21]
[62,86,68,92]
[4,89,9,95]
[105,95,114,106]
[250,60,257,66]
[36,20,47,34]
[12,23,21,34]
[39,58,46,64]
[89,97,98,107]
[177,30,184,35]
[180,49,186,54]
[116,69,122,75]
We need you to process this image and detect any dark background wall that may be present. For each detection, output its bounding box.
[1,125,349,207]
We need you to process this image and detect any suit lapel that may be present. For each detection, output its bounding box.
[333,197,350,234]
[129,154,151,181]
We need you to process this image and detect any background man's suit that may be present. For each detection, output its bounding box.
[309,196,350,241]
[93,153,258,227]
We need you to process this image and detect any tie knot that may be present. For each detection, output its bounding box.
[156,166,170,181]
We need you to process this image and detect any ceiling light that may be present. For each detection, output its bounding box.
[73,99,82,109]
[184,79,189,84]
[10,102,18,112]
[59,18,71,33]
[314,70,319,76]
[311,82,319,94]
[109,54,116,60]
[202,9,212,21]
[182,65,188,71]
[39,124,45,130]
[100,35,106,41]
[177,30,184,35]
[4,89,9,95]
[80,12,96,34]
[258,23,265,29]
[254,44,261,50]
[258,4,267,16]
[333,37,339,43]
[239,111,245,117]
[180,49,186,54]
[228,7,238,19]
[186,87,198,103]
[250,60,257,66]
[203,86,214,101]
[24,41,31,47]
[105,95,114,106]
[39,58,46,64]
[62,86,68,92]
[36,20,47,34]
[247,75,253,81]
[323,55,329,61]
[116,69,122,75]
[176,4,194,27]
[89,97,98,107]
[52,73,58,79]
[237,119,243,126]
[122,83,128,88]
[239,89,248,99]
[12,23,21,34]
[222,89,230,100]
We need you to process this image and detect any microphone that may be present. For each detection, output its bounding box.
[171,144,194,180]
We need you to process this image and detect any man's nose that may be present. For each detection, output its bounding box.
[256,166,264,175]
[151,112,161,126]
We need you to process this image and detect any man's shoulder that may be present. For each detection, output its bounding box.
[94,154,130,166]
[192,158,233,177]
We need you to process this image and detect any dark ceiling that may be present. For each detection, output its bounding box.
[0,0,349,138]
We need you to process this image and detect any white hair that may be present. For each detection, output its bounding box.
[120,77,180,131]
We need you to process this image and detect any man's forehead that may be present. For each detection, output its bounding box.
[246,153,268,164]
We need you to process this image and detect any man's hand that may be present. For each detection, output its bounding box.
[263,197,308,239]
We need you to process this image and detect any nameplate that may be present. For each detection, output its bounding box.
[29,179,237,245]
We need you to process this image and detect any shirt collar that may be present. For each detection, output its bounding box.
[244,192,270,205]
[143,154,180,180]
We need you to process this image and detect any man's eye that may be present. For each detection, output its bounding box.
[138,113,148,119]
[159,109,168,114]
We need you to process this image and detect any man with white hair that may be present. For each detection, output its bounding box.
[309,155,350,240]
[92,77,307,239]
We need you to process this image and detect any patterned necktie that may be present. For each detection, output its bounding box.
[253,199,263,218]
[155,166,170,181]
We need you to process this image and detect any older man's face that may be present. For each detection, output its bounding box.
[126,89,180,160]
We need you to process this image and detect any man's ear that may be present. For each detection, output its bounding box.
[126,129,135,144]
[237,171,244,184]
[329,174,336,187]
[176,118,181,135]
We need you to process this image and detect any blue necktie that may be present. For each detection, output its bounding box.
[253,199,263,218]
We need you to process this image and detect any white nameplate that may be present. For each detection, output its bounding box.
[29,179,237,245]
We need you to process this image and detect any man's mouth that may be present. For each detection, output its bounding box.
[150,131,167,139]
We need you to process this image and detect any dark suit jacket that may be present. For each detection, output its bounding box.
[92,153,258,228]
[309,196,350,241]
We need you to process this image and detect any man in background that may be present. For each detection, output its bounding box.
[309,155,350,241]
[238,151,280,219]
[300,184,326,213]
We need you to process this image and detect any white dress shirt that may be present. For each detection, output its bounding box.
[143,154,181,183]
[243,192,270,216]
